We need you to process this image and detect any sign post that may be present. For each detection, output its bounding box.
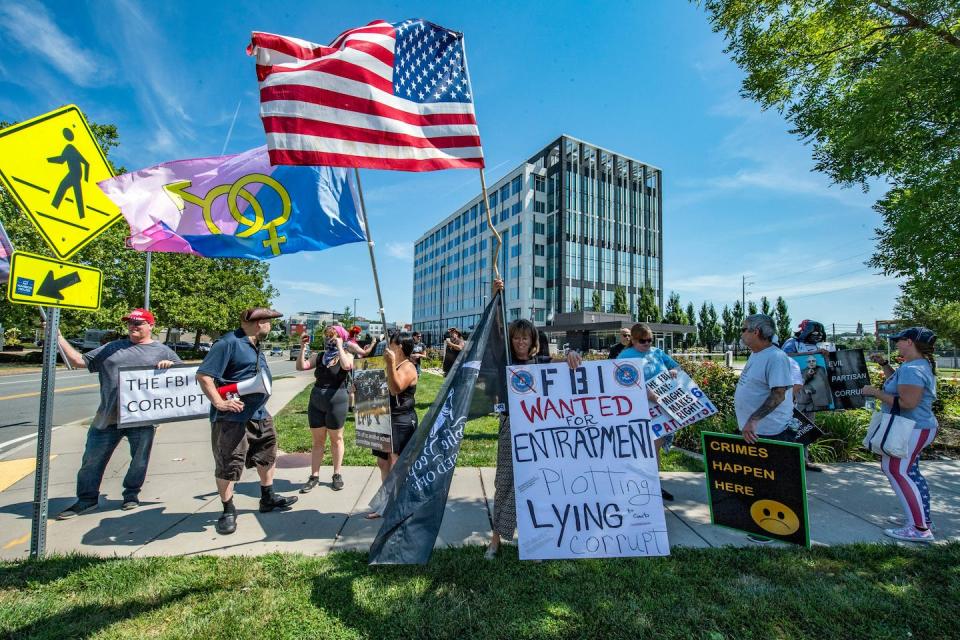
[30,307,59,558]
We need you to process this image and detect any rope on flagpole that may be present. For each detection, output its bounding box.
[479,169,502,282]
[353,168,388,334]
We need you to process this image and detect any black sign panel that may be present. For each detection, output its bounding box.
[702,432,809,547]
[827,349,869,409]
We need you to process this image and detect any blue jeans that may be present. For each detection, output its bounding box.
[76,424,156,503]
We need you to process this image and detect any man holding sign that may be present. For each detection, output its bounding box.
[54,309,180,519]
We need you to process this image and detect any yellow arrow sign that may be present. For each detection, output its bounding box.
[0,105,121,260]
[6,251,102,311]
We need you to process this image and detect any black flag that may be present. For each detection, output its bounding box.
[368,292,506,564]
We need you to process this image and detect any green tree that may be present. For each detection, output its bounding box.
[774,296,792,346]
[702,1,960,312]
[572,297,581,312]
[895,292,960,346]
[340,305,356,328]
[721,304,737,351]
[613,285,629,314]
[747,301,758,315]
[664,292,687,324]
[637,283,661,323]
[592,289,603,312]
[685,302,697,348]
[697,302,722,350]
[760,295,772,317]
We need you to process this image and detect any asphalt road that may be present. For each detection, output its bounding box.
[0,356,300,454]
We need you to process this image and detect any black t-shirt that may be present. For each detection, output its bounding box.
[314,361,350,389]
[609,342,627,359]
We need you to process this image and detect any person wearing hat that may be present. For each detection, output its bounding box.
[862,327,939,543]
[442,327,464,377]
[196,307,297,535]
[54,308,181,519]
[410,331,426,374]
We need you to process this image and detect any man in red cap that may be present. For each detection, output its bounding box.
[196,307,297,535]
[53,308,180,519]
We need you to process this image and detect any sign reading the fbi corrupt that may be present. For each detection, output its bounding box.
[507,360,669,560]
[6,251,102,310]
[117,365,210,427]
[702,431,809,547]
[0,105,121,259]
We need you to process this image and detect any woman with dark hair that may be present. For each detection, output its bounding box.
[442,328,464,376]
[378,331,419,473]
[862,327,939,543]
[297,324,353,493]
[486,315,539,559]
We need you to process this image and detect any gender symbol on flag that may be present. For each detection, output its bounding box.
[163,173,292,255]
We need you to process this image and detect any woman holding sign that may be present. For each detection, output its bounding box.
[862,327,939,543]
[297,325,353,493]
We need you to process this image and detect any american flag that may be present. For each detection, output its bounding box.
[249,19,484,171]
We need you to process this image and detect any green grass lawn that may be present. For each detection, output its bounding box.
[274,372,702,472]
[2,544,957,639]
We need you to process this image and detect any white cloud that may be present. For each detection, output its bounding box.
[384,241,413,262]
[0,1,108,87]
[274,280,338,296]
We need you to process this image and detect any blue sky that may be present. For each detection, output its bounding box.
[0,0,900,334]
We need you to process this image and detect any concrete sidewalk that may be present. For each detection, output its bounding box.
[1,372,957,559]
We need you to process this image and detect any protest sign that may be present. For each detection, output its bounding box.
[827,349,869,409]
[646,369,717,438]
[787,409,824,446]
[507,360,668,560]
[117,364,210,427]
[354,369,392,453]
[702,431,809,546]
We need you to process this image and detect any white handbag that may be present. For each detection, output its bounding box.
[863,398,915,458]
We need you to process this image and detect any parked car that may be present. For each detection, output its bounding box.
[198,342,212,353]
[270,346,283,357]
[289,345,310,361]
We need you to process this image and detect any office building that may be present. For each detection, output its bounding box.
[412,135,669,348]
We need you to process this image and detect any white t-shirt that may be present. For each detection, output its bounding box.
[788,357,803,386]
[735,346,795,436]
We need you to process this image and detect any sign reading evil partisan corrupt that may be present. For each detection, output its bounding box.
[791,349,870,412]
[117,365,210,427]
[507,360,669,560]
[646,369,717,439]
[354,369,393,454]
[702,432,810,547]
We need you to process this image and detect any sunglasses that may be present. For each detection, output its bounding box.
[741,327,755,333]
[126,320,147,327]
[636,338,653,344]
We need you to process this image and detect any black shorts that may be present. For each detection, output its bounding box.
[307,385,349,429]
[373,414,418,459]
[211,417,277,481]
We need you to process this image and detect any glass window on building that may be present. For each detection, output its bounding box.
[534,244,545,257]
[512,175,522,195]
[534,200,546,213]
[500,184,510,202]
[534,265,545,278]
[534,221,545,235]
[534,175,546,193]
[511,244,521,258]
[489,192,498,208]
[512,221,522,235]
[535,309,545,323]
[509,308,521,320]
[512,202,521,216]
[534,287,545,300]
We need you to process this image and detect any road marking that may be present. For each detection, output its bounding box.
[0,383,98,401]
[3,533,29,550]
[0,371,94,385]
[0,455,56,492]
[0,425,68,455]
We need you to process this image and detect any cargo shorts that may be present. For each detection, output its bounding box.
[211,416,278,481]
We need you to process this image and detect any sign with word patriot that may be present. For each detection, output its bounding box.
[354,369,392,453]
[507,360,668,560]
[646,369,717,439]
[117,364,210,427]
[702,431,809,547]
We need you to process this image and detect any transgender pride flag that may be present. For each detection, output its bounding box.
[98,146,366,260]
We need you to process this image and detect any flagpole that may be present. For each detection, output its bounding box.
[352,168,388,333]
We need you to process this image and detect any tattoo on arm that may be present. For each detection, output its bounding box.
[749,386,788,423]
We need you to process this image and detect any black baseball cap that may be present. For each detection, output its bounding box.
[889,327,936,345]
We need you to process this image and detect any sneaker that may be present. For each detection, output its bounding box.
[884,525,935,544]
[747,533,773,544]
[484,543,498,561]
[332,473,344,491]
[216,511,237,535]
[56,500,98,520]
[661,488,674,502]
[121,499,140,511]
[259,494,298,513]
[300,476,319,494]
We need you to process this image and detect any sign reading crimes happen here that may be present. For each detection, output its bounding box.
[117,364,210,427]
[702,431,809,546]
[507,360,669,560]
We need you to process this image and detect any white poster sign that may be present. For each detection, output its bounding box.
[507,360,669,560]
[354,369,392,453]
[117,364,210,427]
[646,370,718,439]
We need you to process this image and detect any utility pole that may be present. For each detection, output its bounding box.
[832,323,836,342]
[742,275,754,315]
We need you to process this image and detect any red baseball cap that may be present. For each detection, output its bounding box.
[122,308,155,325]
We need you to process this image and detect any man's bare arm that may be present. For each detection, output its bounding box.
[748,386,788,423]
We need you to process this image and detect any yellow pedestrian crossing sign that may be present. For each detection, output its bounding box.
[0,105,122,260]
[6,251,102,311]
